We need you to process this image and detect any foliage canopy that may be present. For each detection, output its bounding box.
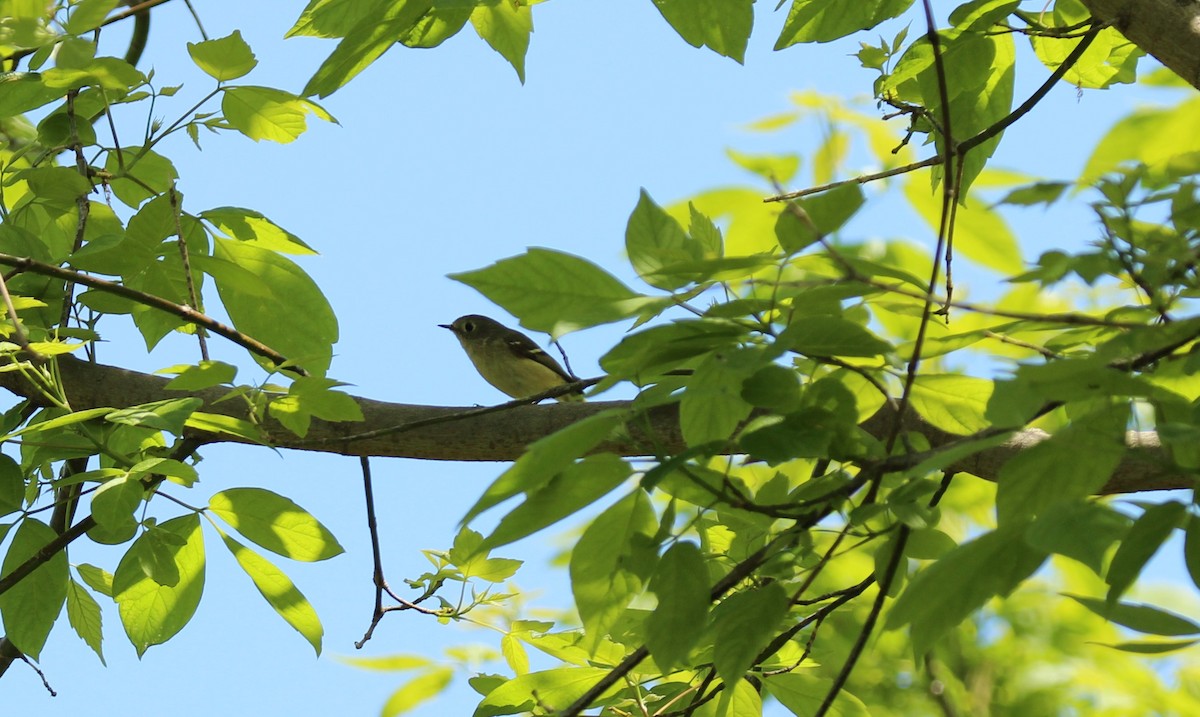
[3,0,1200,715]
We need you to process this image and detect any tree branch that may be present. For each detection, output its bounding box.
[0,357,1183,494]
[0,253,301,373]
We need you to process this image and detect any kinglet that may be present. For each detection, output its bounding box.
[440,314,584,402]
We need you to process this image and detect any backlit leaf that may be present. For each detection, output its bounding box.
[209,487,344,562]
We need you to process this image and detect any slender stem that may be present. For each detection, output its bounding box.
[169,185,209,360]
[62,90,93,331]
[0,252,302,374]
[763,157,941,203]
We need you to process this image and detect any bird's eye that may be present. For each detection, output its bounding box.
[463,321,475,333]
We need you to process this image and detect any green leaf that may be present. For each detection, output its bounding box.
[470,0,532,83]
[569,491,658,654]
[185,412,267,444]
[449,248,658,338]
[1025,500,1130,574]
[766,672,871,717]
[0,407,111,442]
[222,86,334,143]
[66,577,105,664]
[337,653,431,671]
[711,677,763,716]
[775,185,865,253]
[680,350,758,446]
[645,541,710,671]
[886,523,1046,655]
[949,0,1020,30]
[473,667,616,717]
[600,319,749,382]
[995,181,1069,207]
[187,31,258,81]
[383,666,455,717]
[905,178,1023,273]
[76,564,114,597]
[65,0,120,34]
[89,475,143,529]
[217,529,324,654]
[0,72,64,116]
[1106,501,1187,604]
[0,453,23,516]
[106,398,203,435]
[1185,515,1200,591]
[776,0,913,47]
[712,582,789,684]
[16,166,93,204]
[741,363,802,414]
[205,237,339,375]
[888,31,1016,195]
[1094,638,1200,654]
[726,148,799,183]
[0,519,69,659]
[131,524,184,587]
[501,633,528,674]
[653,0,753,63]
[906,528,958,559]
[288,0,391,38]
[625,188,698,290]
[461,409,628,525]
[482,454,631,551]
[269,377,365,437]
[996,407,1126,524]
[1030,0,1142,88]
[778,315,893,357]
[302,1,433,97]
[200,206,317,254]
[209,487,345,562]
[1067,594,1200,637]
[114,514,205,656]
[161,360,239,390]
[42,57,146,93]
[398,2,473,48]
[909,375,993,435]
[103,148,178,208]
[1079,98,1200,188]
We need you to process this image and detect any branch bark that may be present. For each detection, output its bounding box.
[0,357,1183,495]
[1080,0,1200,90]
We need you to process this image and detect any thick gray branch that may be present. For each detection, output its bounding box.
[1080,0,1200,90]
[0,358,1184,494]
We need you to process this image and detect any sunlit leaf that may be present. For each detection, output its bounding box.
[209,487,345,562]
[217,529,324,654]
[114,514,205,656]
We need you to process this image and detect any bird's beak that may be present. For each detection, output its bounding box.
[438,324,454,331]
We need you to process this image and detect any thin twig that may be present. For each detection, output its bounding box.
[168,185,209,360]
[815,3,953,711]
[763,156,941,203]
[0,252,302,374]
[61,89,93,331]
[297,376,603,448]
[100,0,175,29]
[0,270,36,358]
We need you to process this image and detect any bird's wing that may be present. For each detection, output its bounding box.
[505,334,575,382]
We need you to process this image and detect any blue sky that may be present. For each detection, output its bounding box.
[5,2,1195,716]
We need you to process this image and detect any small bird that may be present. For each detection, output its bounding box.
[440,314,584,402]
